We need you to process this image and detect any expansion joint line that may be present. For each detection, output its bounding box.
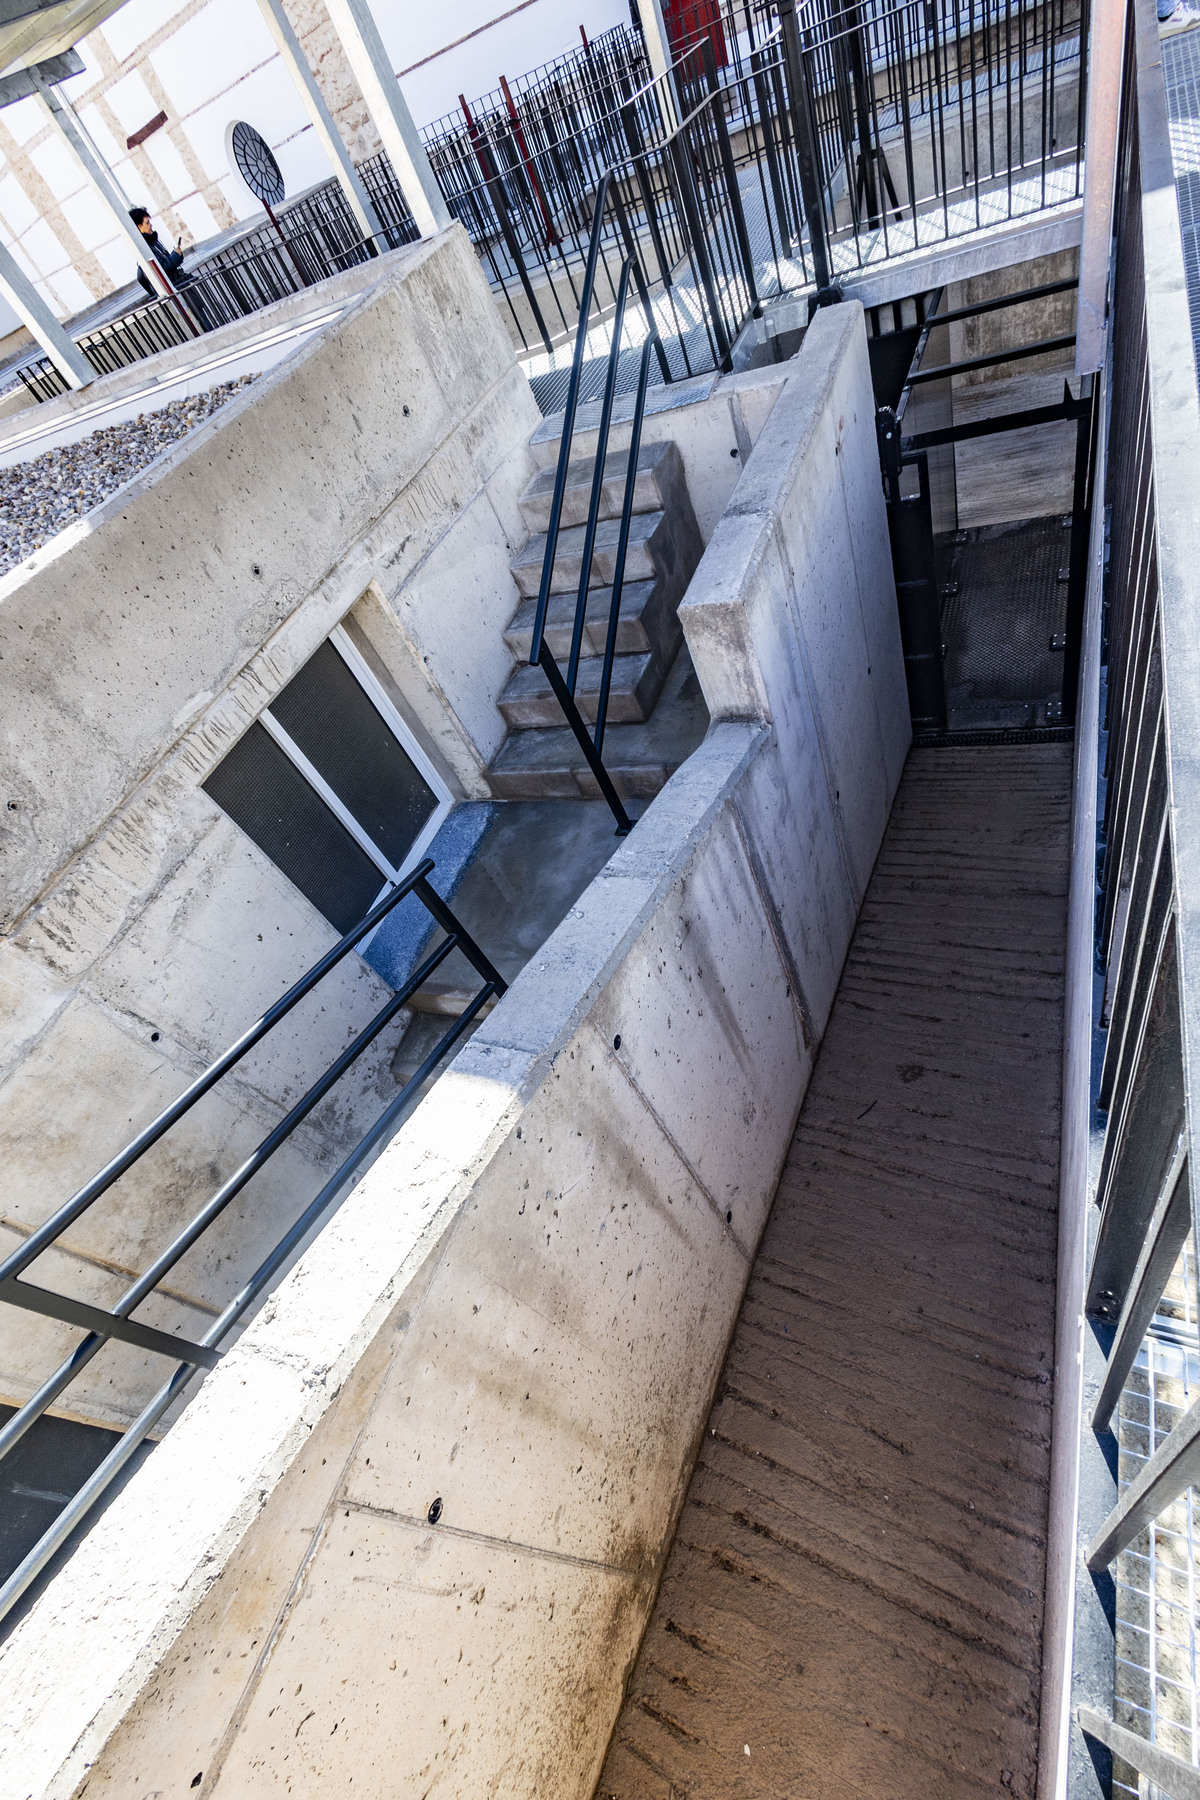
[342,1497,641,1578]
[599,1021,752,1261]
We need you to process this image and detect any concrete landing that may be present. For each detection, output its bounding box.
[597,743,1072,1800]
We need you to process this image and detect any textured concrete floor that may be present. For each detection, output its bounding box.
[597,743,1072,1800]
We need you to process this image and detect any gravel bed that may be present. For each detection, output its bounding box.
[0,376,255,577]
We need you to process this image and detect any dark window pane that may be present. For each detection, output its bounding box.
[203,721,384,935]
[268,641,437,871]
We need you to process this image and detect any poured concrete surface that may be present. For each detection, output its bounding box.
[598,743,1071,1800]
[397,797,627,1027]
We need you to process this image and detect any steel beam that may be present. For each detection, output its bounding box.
[321,0,450,239]
[1078,1706,1200,1798]
[254,0,384,244]
[1091,1135,1189,1432]
[1075,0,1128,373]
[0,235,92,389]
[32,69,168,293]
[1088,1388,1200,1566]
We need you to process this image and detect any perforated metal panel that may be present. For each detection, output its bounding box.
[203,720,384,935]
[268,641,437,870]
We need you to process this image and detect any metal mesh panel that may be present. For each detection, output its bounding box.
[202,720,383,935]
[267,641,437,872]
[1162,31,1200,390]
[938,514,1069,729]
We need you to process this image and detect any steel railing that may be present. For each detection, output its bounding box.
[521,20,810,826]
[0,858,505,1631]
[1065,0,1200,1793]
[10,0,1085,404]
[526,176,665,835]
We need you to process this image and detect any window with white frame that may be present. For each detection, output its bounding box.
[203,627,452,935]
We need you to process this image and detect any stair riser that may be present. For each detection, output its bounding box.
[503,579,682,665]
[498,653,667,730]
[513,538,658,599]
[488,763,675,802]
[518,466,666,535]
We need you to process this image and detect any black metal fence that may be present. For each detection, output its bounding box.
[13,0,1086,402]
[0,859,504,1630]
[1065,1,1200,1795]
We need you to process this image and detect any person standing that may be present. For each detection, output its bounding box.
[129,207,212,330]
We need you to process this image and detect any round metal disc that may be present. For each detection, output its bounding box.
[231,121,285,208]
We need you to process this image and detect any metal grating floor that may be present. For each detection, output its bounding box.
[937,515,1071,731]
[1163,31,1200,391]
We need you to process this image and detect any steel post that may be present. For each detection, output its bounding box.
[255,0,385,244]
[777,0,837,300]
[0,237,92,390]
[322,0,451,238]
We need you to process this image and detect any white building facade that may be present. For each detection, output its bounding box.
[0,0,631,339]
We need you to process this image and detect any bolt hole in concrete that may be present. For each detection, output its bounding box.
[427,1497,443,1525]
[0,378,255,576]
[613,1034,621,1049]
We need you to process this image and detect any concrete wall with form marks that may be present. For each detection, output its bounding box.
[0,223,539,1432]
[0,301,910,1800]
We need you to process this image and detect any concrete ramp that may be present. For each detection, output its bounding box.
[598,742,1071,1800]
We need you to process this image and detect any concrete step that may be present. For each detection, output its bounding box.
[486,644,708,801]
[510,510,669,599]
[498,649,664,730]
[517,439,683,534]
[503,576,683,667]
[527,374,718,469]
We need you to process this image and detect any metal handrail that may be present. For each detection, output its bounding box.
[525,158,678,837]
[0,857,505,1627]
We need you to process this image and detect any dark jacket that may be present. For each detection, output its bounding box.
[135,230,187,296]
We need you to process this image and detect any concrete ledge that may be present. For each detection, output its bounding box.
[840,199,1084,310]
[682,300,911,1028]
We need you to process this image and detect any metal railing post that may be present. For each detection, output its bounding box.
[777,0,838,301]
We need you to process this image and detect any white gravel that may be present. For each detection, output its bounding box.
[0,376,255,577]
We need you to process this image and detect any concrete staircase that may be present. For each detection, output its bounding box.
[487,439,707,799]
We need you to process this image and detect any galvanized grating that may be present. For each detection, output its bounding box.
[1112,1240,1200,1799]
[1162,32,1200,392]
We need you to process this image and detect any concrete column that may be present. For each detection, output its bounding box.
[637,0,676,82]
[32,71,169,294]
[254,0,384,242]
[1074,0,1127,374]
[0,238,92,388]
[635,0,680,130]
[320,0,450,238]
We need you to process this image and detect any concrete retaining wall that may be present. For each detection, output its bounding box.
[0,303,908,1800]
[0,225,540,1428]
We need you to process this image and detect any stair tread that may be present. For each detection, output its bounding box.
[505,579,657,636]
[487,646,708,796]
[501,651,654,702]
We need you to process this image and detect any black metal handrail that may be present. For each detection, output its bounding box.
[0,857,505,1627]
[9,0,1084,403]
[526,173,671,836]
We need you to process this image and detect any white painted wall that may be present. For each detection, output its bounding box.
[0,0,632,323]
